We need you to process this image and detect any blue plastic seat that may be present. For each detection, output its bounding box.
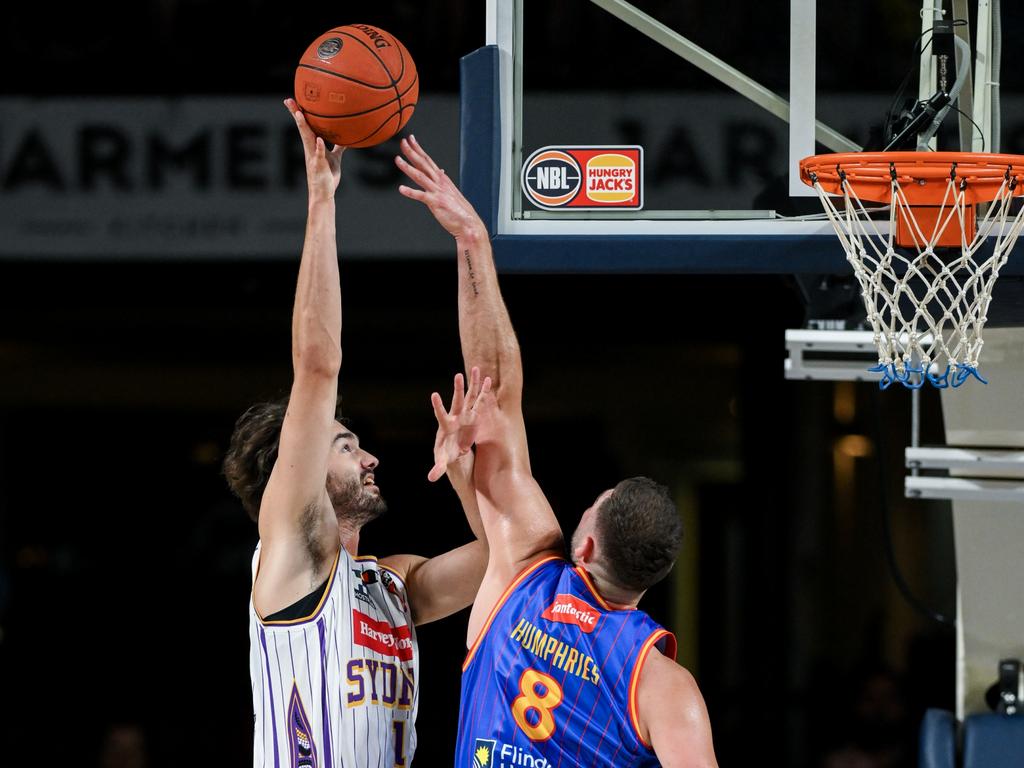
[919,708,957,768]
[962,712,1024,768]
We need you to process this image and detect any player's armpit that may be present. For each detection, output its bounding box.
[252,373,342,615]
[380,539,488,626]
[252,526,334,619]
[637,652,720,768]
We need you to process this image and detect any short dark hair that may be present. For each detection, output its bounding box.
[595,477,683,592]
[223,396,344,522]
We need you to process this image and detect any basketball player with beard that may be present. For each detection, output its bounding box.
[397,136,719,768]
[222,100,490,768]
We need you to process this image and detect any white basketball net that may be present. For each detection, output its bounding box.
[808,166,1024,388]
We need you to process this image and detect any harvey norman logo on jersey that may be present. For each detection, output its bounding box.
[521,146,643,210]
[352,609,414,661]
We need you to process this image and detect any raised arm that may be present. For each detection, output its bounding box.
[396,137,563,584]
[397,143,519,415]
[251,100,345,618]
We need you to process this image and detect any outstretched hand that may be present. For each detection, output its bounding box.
[428,366,493,482]
[396,135,486,240]
[284,98,344,202]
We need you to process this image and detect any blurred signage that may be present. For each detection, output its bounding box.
[2,96,1022,259]
[0,97,459,258]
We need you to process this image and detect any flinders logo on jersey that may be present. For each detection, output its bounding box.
[471,737,549,768]
[352,609,413,661]
[521,146,643,210]
[541,594,601,633]
[472,738,497,768]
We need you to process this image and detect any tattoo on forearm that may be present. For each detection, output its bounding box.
[464,250,479,297]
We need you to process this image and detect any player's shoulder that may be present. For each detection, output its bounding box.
[639,648,696,691]
[524,552,570,575]
[635,644,718,765]
[376,553,421,587]
[508,551,568,582]
[376,559,411,592]
[637,650,708,730]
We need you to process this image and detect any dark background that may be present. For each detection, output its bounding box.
[0,2,985,766]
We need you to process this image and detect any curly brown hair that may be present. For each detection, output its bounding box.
[596,476,683,592]
[223,396,344,522]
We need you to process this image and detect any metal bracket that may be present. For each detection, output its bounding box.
[784,329,881,382]
[905,446,1024,501]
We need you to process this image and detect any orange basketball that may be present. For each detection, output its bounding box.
[294,25,418,148]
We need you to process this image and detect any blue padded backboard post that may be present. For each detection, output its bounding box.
[459,46,501,238]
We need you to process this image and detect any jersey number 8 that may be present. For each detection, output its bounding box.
[511,669,564,741]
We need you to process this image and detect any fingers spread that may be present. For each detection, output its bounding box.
[450,372,465,414]
[395,155,435,190]
[430,391,448,424]
[478,376,493,400]
[465,366,481,401]
[409,135,444,176]
[398,185,426,200]
[399,137,440,183]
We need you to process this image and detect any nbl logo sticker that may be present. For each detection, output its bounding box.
[521,146,643,210]
[521,150,582,208]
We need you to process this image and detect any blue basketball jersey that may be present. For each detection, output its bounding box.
[457,557,676,768]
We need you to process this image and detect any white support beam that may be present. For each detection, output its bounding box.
[919,2,941,108]
[790,0,816,196]
[906,476,1024,503]
[489,0,516,235]
[951,0,975,151]
[906,447,1024,476]
[918,1,945,150]
[973,0,993,151]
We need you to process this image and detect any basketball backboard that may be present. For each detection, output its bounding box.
[461,0,1023,273]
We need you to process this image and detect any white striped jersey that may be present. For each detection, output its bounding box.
[249,543,419,768]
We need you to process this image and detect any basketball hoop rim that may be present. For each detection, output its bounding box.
[800,151,1024,204]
